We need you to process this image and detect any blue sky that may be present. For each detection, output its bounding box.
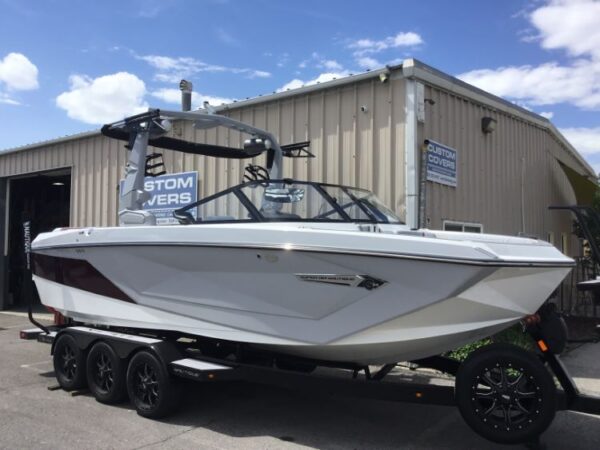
[1,0,599,171]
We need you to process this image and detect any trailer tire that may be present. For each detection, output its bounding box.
[126,350,181,419]
[86,341,127,404]
[53,334,87,391]
[455,343,556,445]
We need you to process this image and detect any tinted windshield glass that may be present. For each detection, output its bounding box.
[178,180,404,224]
[345,187,403,223]
[196,191,252,221]
[321,186,371,221]
[242,182,344,221]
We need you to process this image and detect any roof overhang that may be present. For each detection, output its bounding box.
[0,129,100,156]
[557,161,597,205]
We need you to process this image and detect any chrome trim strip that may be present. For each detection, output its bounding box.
[32,241,576,268]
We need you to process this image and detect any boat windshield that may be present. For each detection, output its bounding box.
[175,180,403,224]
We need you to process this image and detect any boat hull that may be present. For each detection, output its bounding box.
[31,240,570,364]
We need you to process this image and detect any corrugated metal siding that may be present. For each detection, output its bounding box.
[0,76,406,227]
[421,84,577,253]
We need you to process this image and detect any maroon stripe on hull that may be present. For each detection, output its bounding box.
[32,253,135,303]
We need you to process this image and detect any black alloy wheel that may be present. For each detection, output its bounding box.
[134,362,159,408]
[53,333,87,391]
[86,341,127,404]
[126,351,181,419]
[455,343,556,445]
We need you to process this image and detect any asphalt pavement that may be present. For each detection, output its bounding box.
[1,311,599,450]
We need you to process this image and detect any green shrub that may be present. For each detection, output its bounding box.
[446,324,534,362]
[446,338,492,362]
[493,323,535,351]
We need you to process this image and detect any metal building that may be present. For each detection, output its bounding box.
[0,58,596,310]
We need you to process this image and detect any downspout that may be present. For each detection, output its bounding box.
[403,77,419,229]
[521,156,526,233]
[419,142,428,229]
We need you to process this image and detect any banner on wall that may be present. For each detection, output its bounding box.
[120,171,198,225]
[425,140,457,187]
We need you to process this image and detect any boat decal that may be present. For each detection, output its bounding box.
[295,274,387,290]
[31,253,136,303]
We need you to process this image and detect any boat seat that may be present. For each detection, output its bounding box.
[260,210,302,220]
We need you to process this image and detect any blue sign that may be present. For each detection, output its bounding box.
[425,140,457,187]
[121,171,198,225]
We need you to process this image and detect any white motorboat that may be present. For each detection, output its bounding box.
[31,109,573,364]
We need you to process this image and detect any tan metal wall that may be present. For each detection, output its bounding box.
[0,134,128,228]
[196,76,407,218]
[0,76,406,228]
[420,84,577,251]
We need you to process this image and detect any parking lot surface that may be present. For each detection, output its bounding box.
[1,311,600,449]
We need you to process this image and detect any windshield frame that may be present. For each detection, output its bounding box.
[175,179,404,225]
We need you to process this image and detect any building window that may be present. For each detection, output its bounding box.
[442,220,483,233]
[547,232,555,246]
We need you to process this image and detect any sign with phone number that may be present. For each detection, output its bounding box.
[425,140,457,187]
[120,171,198,225]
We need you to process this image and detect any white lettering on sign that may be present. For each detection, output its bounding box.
[427,153,456,170]
[425,140,457,187]
[146,192,193,207]
[145,176,194,192]
[121,171,199,225]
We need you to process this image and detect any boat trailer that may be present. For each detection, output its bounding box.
[20,312,600,448]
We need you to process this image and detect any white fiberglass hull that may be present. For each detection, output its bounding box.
[31,223,573,364]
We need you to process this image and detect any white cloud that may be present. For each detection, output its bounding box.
[215,27,239,46]
[138,54,271,83]
[277,72,350,92]
[530,0,600,60]
[298,52,346,72]
[0,52,39,90]
[135,0,175,18]
[250,70,271,78]
[278,79,304,92]
[458,60,600,109]
[348,31,423,56]
[56,72,148,124]
[560,127,600,156]
[321,59,343,71]
[356,56,381,70]
[276,52,290,68]
[150,88,233,108]
[457,1,600,110]
[539,111,554,119]
[0,92,20,105]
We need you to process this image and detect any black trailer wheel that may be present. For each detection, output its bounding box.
[86,341,127,404]
[126,350,181,419]
[455,343,556,445]
[53,334,87,391]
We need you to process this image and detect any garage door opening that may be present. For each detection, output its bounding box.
[6,169,71,309]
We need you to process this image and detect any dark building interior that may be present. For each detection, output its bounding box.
[6,169,71,308]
